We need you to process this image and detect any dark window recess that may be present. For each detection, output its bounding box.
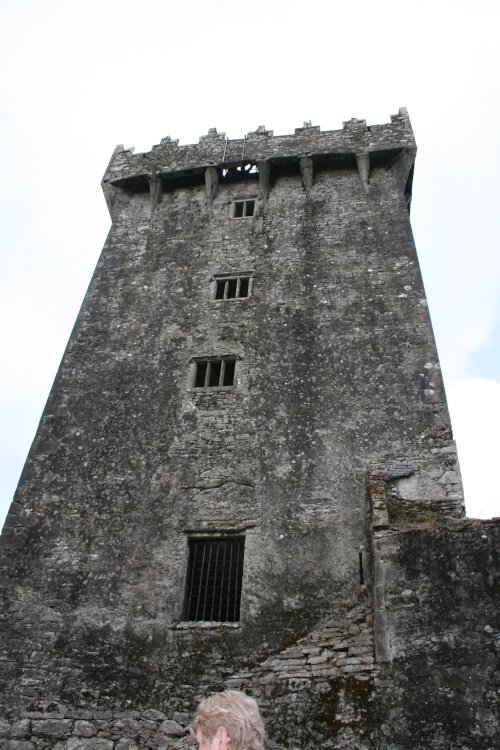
[233,199,255,218]
[183,537,245,622]
[222,163,258,180]
[359,551,365,585]
[215,275,251,300]
[193,358,236,388]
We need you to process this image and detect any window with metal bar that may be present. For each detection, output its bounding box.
[214,275,251,300]
[193,358,236,388]
[232,199,255,218]
[183,537,245,622]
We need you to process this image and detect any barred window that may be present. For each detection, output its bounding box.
[193,358,236,388]
[214,275,251,300]
[233,199,255,218]
[183,537,245,622]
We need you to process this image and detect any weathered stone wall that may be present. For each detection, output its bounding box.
[2,113,489,749]
[104,111,415,186]
[0,708,191,750]
[373,518,500,750]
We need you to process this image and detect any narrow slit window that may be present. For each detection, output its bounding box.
[183,537,245,622]
[208,360,222,387]
[193,358,236,388]
[194,361,208,388]
[233,199,255,218]
[239,277,249,298]
[223,359,235,386]
[213,275,252,301]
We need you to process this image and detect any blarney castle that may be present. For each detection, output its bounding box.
[0,110,498,749]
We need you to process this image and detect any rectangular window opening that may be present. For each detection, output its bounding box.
[233,199,255,218]
[193,358,236,388]
[213,274,252,301]
[223,360,235,386]
[239,277,249,298]
[194,361,208,388]
[183,537,245,622]
[227,278,238,298]
[208,360,222,387]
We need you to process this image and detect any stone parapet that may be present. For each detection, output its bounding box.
[103,109,415,187]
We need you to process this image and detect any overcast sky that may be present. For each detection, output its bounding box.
[1,0,499,528]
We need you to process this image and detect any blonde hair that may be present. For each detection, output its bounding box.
[190,690,265,750]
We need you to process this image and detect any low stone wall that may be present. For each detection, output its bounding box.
[0,708,191,750]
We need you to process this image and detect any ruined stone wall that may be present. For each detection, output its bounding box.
[373,517,500,750]
[0,114,478,749]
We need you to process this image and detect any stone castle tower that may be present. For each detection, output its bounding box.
[0,111,498,749]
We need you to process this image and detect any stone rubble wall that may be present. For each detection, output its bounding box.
[221,602,376,749]
[373,517,500,750]
[228,602,374,687]
[0,708,191,750]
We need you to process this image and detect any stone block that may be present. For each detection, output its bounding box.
[142,709,168,721]
[66,739,114,750]
[31,719,73,738]
[115,740,139,750]
[9,722,30,739]
[73,721,96,737]
[159,721,185,737]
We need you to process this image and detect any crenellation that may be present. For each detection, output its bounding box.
[102,111,416,195]
[246,126,274,138]
[342,117,367,129]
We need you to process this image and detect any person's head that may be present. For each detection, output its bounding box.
[190,689,265,750]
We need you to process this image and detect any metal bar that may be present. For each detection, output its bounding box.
[202,542,213,619]
[194,543,206,620]
[236,277,241,298]
[223,280,228,300]
[186,542,197,619]
[218,541,227,621]
[204,361,210,388]
[220,359,226,387]
[210,541,220,621]
[226,541,234,619]
[233,541,240,621]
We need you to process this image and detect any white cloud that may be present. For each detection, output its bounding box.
[447,378,500,519]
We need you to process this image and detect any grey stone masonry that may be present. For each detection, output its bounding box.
[1,111,493,750]
[103,110,415,190]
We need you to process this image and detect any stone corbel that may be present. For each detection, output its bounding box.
[299,156,314,193]
[205,166,219,204]
[102,181,119,221]
[149,172,162,210]
[257,160,271,201]
[389,147,417,212]
[356,152,370,195]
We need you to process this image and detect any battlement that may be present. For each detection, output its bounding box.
[103,108,415,192]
